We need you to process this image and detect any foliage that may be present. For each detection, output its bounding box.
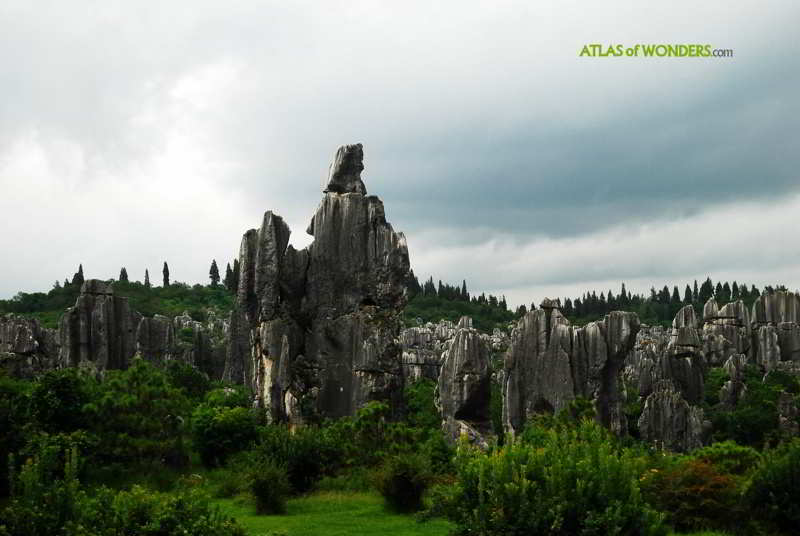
[165,361,212,401]
[0,375,30,496]
[373,452,432,512]
[709,366,796,447]
[248,457,290,515]
[403,294,514,333]
[404,379,440,433]
[204,385,251,408]
[0,278,234,329]
[690,441,761,476]
[0,442,245,536]
[744,439,800,534]
[255,425,341,494]
[192,405,259,468]
[443,420,666,536]
[29,368,93,433]
[84,359,191,467]
[640,458,742,533]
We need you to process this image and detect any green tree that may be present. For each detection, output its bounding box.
[162,262,170,287]
[209,259,220,287]
[118,267,128,283]
[144,269,151,288]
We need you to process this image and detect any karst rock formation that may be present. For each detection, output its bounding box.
[503,299,641,436]
[223,143,411,422]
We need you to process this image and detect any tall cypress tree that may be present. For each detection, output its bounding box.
[119,267,129,283]
[224,262,234,291]
[144,269,151,288]
[162,262,170,287]
[232,259,240,291]
[209,260,220,287]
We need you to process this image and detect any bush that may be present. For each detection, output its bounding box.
[29,369,93,433]
[249,458,290,515]
[85,359,191,466]
[744,439,800,534]
[0,442,246,536]
[256,425,341,493]
[373,452,432,512]
[444,420,666,536]
[640,458,742,533]
[690,440,761,476]
[204,385,251,408]
[192,405,259,467]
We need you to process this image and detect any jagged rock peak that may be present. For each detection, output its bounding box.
[325,143,366,195]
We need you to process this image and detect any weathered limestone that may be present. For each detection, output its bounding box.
[225,144,411,422]
[437,316,492,443]
[136,315,175,364]
[59,280,141,371]
[702,298,752,366]
[751,291,800,367]
[503,301,640,436]
[0,314,58,377]
[638,380,707,452]
[324,143,367,195]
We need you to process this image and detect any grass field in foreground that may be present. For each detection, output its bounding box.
[215,491,453,536]
[215,490,731,536]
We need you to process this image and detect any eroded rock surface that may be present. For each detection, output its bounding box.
[0,314,58,377]
[59,280,141,371]
[437,316,492,444]
[638,380,707,452]
[503,301,640,436]
[225,144,411,421]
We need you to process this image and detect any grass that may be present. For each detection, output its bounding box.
[215,491,453,536]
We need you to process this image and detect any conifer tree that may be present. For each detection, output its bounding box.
[144,269,151,288]
[232,259,241,291]
[209,259,220,287]
[224,262,234,291]
[119,267,129,283]
[162,262,170,287]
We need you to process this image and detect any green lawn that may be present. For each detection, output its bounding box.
[215,491,454,536]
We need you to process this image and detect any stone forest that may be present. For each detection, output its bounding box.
[1,145,799,536]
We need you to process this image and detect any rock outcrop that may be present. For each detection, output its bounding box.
[59,280,141,371]
[436,317,492,444]
[751,291,800,368]
[225,144,411,422]
[0,314,58,377]
[638,380,707,452]
[503,301,640,436]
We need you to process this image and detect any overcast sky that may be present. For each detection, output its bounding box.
[1,1,798,307]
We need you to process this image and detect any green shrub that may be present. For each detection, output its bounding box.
[0,442,245,536]
[29,368,93,433]
[373,452,432,512]
[165,361,211,401]
[249,458,290,515]
[404,379,440,433]
[444,420,666,536]
[192,405,259,467]
[690,441,761,476]
[85,359,191,466]
[256,425,341,493]
[744,439,800,534]
[640,458,742,533]
[421,432,455,475]
[204,385,251,408]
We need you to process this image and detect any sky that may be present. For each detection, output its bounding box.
[1,1,798,307]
